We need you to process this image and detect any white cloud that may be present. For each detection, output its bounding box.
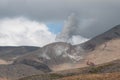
[0,17,56,47]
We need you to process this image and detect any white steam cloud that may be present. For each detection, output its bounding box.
[56,13,89,44]
[0,17,56,47]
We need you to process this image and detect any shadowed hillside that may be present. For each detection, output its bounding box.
[0,46,40,61]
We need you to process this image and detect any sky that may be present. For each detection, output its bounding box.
[0,0,120,46]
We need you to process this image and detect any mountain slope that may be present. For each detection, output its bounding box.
[82,25,120,65]
[0,46,40,64]
[13,25,120,71]
[0,60,51,80]
[18,59,120,80]
[82,25,120,50]
[14,42,86,71]
[0,64,45,80]
[0,46,48,80]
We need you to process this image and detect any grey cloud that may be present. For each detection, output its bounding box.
[0,0,120,38]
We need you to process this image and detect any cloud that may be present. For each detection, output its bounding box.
[71,35,89,45]
[0,0,120,38]
[0,17,56,47]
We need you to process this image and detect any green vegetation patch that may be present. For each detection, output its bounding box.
[18,73,64,80]
[88,63,114,73]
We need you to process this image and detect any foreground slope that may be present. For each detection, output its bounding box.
[18,73,120,80]
[0,46,52,80]
[57,72,120,80]
[18,59,120,80]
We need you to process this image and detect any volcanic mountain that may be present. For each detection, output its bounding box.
[0,25,120,80]
[14,42,86,71]
[11,25,120,72]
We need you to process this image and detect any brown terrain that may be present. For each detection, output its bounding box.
[57,72,120,80]
[74,25,120,68]
[0,78,8,80]
[0,59,10,65]
[18,59,120,80]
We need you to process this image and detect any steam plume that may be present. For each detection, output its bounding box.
[56,13,88,44]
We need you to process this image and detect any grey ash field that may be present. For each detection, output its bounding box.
[0,25,120,80]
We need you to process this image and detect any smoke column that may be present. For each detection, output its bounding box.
[56,13,88,44]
